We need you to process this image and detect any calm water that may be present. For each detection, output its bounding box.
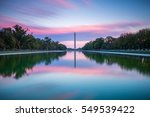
[0,51,150,100]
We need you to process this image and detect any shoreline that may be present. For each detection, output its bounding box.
[83,50,150,57]
[0,50,150,57]
[0,50,66,56]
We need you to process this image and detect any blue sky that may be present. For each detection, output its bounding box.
[0,0,150,48]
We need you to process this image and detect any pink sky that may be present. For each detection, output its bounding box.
[0,0,149,48]
[61,40,89,48]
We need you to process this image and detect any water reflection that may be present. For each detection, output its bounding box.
[0,51,150,100]
[74,51,76,68]
[0,52,66,79]
[83,52,150,77]
[0,51,150,79]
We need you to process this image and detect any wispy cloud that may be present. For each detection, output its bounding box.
[44,0,76,9]
[26,22,147,35]
[0,0,149,48]
[0,14,25,28]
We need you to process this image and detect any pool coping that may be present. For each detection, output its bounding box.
[0,50,66,56]
[82,50,150,57]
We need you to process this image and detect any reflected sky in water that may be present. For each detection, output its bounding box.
[0,51,150,100]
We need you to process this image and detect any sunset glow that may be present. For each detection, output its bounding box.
[0,0,150,48]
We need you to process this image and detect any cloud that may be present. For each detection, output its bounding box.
[0,1,147,35]
[25,22,147,35]
[44,0,76,9]
[1,0,57,17]
[0,0,80,28]
[0,14,26,28]
[1,20,147,47]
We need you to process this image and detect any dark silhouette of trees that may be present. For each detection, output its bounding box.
[0,25,66,50]
[83,37,104,50]
[82,28,150,50]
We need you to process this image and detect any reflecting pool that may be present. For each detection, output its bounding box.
[0,51,150,100]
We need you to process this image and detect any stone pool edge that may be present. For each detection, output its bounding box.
[82,50,150,57]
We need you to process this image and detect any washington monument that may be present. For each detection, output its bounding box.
[74,32,76,50]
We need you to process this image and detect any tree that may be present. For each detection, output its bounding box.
[93,38,104,49]
[82,28,150,50]
[13,25,27,49]
[1,28,16,49]
[0,25,67,50]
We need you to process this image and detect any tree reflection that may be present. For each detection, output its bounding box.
[0,52,66,79]
[83,52,150,77]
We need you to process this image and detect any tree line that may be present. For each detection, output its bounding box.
[0,25,66,50]
[82,28,150,50]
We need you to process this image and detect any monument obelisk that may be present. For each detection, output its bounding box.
[74,32,76,50]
